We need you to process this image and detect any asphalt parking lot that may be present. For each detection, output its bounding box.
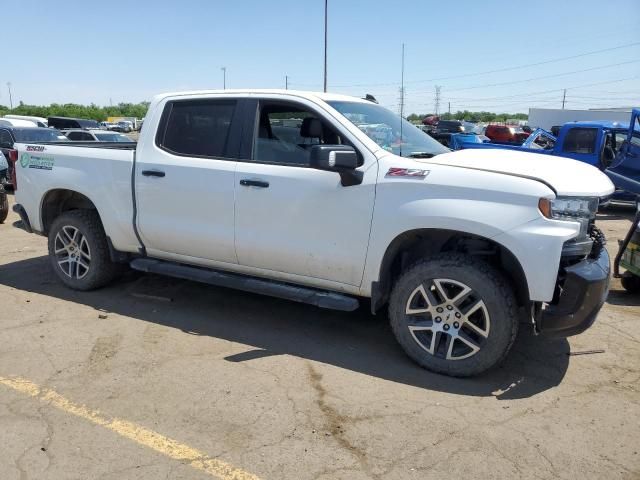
[0,194,638,480]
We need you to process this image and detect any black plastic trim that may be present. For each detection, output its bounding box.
[130,258,360,311]
[106,236,131,263]
[12,203,33,233]
[537,247,610,337]
[130,149,146,256]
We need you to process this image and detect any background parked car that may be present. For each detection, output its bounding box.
[3,115,48,127]
[64,129,135,142]
[484,124,530,144]
[48,116,100,130]
[0,118,37,128]
[0,126,68,186]
[114,120,134,133]
[0,180,7,223]
[0,150,8,185]
[99,121,119,131]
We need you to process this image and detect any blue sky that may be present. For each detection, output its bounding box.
[2,0,639,114]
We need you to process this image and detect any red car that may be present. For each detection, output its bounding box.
[484,124,530,144]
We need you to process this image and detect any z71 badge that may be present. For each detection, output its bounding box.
[386,168,429,178]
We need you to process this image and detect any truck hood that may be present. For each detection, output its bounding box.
[420,148,615,197]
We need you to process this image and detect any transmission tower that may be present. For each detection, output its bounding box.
[434,85,441,116]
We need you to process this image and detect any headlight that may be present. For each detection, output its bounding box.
[539,196,599,238]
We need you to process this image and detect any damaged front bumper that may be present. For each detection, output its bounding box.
[536,230,610,337]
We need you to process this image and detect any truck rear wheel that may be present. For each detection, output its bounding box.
[388,253,518,377]
[47,210,121,290]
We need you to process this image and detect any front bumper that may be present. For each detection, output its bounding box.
[537,245,610,337]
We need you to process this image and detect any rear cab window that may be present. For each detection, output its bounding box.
[562,128,597,154]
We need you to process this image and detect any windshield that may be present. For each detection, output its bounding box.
[95,133,133,142]
[14,129,68,142]
[328,101,449,157]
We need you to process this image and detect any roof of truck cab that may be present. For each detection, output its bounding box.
[564,120,630,129]
[153,89,371,104]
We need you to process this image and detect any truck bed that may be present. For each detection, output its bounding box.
[14,141,139,252]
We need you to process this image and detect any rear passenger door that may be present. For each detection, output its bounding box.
[135,96,243,264]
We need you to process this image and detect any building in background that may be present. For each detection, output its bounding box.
[528,107,633,130]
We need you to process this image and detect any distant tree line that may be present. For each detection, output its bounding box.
[407,111,528,123]
[0,101,150,121]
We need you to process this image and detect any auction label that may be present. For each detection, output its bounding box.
[20,153,54,170]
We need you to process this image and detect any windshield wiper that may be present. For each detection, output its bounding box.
[406,152,437,158]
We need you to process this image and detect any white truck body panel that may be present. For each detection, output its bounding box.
[15,145,139,251]
[14,89,615,304]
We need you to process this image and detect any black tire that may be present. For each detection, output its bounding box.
[0,191,8,224]
[47,210,121,291]
[388,253,518,377]
[621,273,640,294]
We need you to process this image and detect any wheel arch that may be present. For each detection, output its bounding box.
[40,188,101,235]
[371,228,530,313]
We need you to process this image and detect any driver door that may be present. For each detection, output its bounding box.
[233,97,376,288]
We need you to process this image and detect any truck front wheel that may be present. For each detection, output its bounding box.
[47,210,121,291]
[388,253,518,377]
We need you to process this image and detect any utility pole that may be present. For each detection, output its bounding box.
[285,75,289,90]
[323,0,328,92]
[6,82,13,110]
[448,101,451,115]
[562,89,566,109]
[221,67,227,89]
[434,85,441,116]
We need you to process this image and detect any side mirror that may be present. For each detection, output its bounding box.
[310,145,358,170]
[309,145,363,186]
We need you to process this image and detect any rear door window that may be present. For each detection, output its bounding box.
[157,99,238,158]
[562,128,597,154]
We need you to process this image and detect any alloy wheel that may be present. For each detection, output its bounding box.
[404,278,490,360]
[54,225,91,279]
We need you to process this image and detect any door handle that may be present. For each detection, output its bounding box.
[240,179,269,188]
[142,169,165,178]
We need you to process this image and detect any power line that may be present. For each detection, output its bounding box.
[445,60,640,92]
[326,41,640,88]
[411,75,640,101]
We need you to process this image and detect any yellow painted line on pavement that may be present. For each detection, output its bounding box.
[0,376,260,480]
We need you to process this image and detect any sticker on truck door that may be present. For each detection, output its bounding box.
[20,153,54,170]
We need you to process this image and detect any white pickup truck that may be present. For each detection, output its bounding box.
[12,90,614,376]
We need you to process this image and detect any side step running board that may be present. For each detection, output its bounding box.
[129,258,360,312]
